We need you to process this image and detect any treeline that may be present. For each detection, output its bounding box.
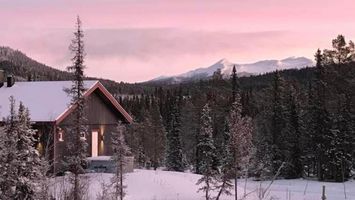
[121,35,355,182]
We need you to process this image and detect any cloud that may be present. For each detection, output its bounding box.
[84,28,288,59]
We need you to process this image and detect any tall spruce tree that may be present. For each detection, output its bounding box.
[300,82,316,177]
[282,84,302,178]
[228,93,253,200]
[0,97,18,199]
[231,65,239,102]
[65,16,88,199]
[311,49,333,181]
[270,70,287,175]
[180,98,200,169]
[149,98,166,170]
[165,96,184,171]
[196,103,217,200]
[215,119,233,200]
[15,103,42,199]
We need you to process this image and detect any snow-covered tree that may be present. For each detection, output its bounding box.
[15,102,42,199]
[65,16,88,200]
[196,103,217,200]
[0,97,18,199]
[0,98,17,198]
[228,94,254,200]
[0,97,42,199]
[110,122,131,200]
[215,119,233,200]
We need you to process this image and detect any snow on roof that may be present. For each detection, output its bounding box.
[0,80,98,122]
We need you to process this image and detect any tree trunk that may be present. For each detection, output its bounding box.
[74,173,79,200]
[235,175,238,200]
[120,159,123,200]
[205,174,210,200]
[215,181,226,200]
[234,156,238,200]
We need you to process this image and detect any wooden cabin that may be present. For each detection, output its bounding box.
[0,78,132,173]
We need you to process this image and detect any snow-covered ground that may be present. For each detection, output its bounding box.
[55,169,355,200]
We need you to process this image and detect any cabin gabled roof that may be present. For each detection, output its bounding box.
[0,80,132,123]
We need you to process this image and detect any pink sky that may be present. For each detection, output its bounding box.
[1,0,355,82]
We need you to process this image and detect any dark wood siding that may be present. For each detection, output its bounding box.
[60,90,120,126]
[53,89,127,173]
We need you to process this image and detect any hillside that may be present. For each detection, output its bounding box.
[0,46,148,95]
[0,47,72,81]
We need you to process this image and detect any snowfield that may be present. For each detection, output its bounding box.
[55,169,355,200]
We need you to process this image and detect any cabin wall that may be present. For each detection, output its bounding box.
[61,90,122,125]
[53,90,127,173]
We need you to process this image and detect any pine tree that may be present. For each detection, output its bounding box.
[326,94,353,181]
[282,84,302,178]
[15,103,42,199]
[228,93,253,200]
[149,98,166,170]
[341,94,355,178]
[231,65,239,102]
[65,16,88,200]
[270,70,287,175]
[0,98,42,199]
[252,124,274,180]
[323,35,355,64]
[111,122,131,200]
[300,82,316,177]
[0,97,18,199]
[215,119,233,200]
[165,97,184,171]
[196,103,217,200]
[180,98,200,170]
[311,49,333,181]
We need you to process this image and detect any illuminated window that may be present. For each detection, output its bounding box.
[80,132,86,140]
[58,130,64,142]
[36,142,44,155]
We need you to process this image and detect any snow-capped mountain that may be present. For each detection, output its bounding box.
[149,57,314,83]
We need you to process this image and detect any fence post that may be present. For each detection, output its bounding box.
[321,185,326,200]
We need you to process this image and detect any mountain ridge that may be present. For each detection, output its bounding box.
[149,56,314,84]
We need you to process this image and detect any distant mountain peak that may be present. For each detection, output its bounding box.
[218,58,232,65]
[148,56,314,84]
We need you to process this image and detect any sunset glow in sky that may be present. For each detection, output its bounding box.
[1,0,355,82]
